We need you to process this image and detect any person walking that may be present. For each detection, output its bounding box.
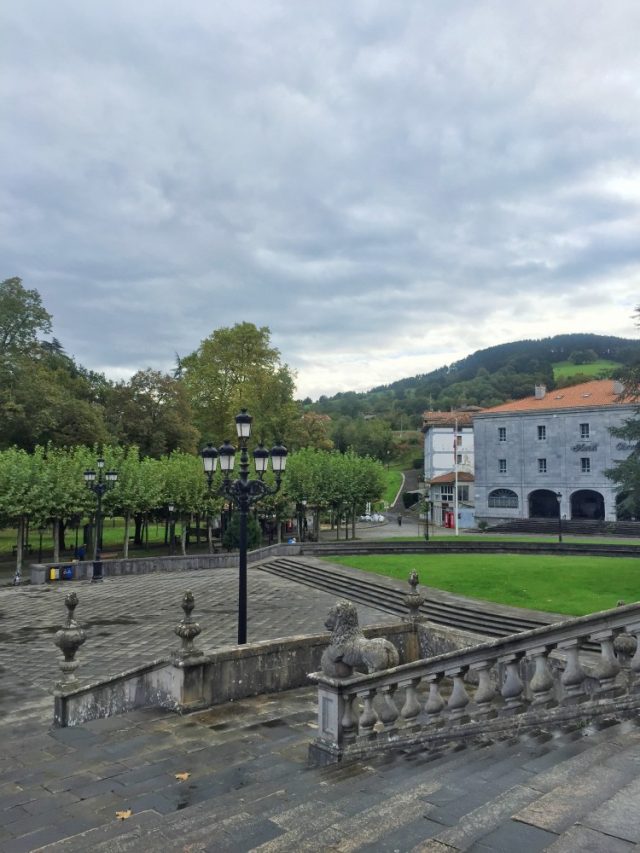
[397,514,402,527]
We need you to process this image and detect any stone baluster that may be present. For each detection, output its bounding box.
[446,667,470,721]
[469,660,497,717]
[358,689,379,736]
[341,694,359,742]
[590,629,621,695]
[527,645,557,707]
[378,685,400,730]
[557,638,587,703]
[499,653,526,713]
[424,674,446,723]
[626,621,640,692]
[400,677,422,725]
[53,592,87,691]
[174,590,203,661]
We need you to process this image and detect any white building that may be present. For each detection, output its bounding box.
[422,410,477,526]
[473,379,634,524]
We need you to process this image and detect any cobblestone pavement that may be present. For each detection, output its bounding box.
[0,567,396,727]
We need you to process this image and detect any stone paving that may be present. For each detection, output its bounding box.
[2,563,640,852]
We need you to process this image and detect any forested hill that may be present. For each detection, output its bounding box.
[309,333,640,428]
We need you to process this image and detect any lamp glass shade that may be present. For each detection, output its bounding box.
[168,504,174,513]
[84,469,96,483]
[235,409,253,439]
[270,443,288,473]
[218,440,236,472]
[105,470,118,483]
[253,443,269,474]
[200,443,219,474]
[97,458,105,469]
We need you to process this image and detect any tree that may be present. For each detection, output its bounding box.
[181,322,298,447]
[104,369,199,458]
[606,307,640,517]
[0,278,52,355]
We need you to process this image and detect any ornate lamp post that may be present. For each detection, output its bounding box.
[201,409,287,644]
[555,491,563,543]
[84,458,118,582]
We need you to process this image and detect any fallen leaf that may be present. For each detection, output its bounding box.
[116,809,132,821]
[175,772,191,782]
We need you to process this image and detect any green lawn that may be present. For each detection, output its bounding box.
[325,553,640,616]
[379,467,403,508]
[552,359,620,380]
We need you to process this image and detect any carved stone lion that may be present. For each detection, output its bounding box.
[320,600,400,677]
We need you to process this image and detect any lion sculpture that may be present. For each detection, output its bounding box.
[320,600,400,677]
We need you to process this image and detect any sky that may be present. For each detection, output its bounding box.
[2,1,640,400]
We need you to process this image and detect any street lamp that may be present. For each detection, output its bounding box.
[555,491,563,543]
[84,457,118,582]
[168,504,175,556]
[201,409,287,644]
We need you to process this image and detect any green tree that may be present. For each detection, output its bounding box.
[0,277,52,355]
[181,322,298,447]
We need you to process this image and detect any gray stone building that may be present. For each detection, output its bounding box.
[473,379,634,524]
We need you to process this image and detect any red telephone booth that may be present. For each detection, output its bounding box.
[444,510,455,528]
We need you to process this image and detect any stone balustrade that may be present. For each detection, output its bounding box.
[309,600,640,765]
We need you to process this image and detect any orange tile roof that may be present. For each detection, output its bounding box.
[429,471,474,484]
[477,379,629,414]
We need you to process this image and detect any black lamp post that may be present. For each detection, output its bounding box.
[84,458,118,582]
[555,491,563,543]
[201,409,287,644]
[168,504,175,556]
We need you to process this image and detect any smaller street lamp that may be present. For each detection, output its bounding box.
[84,457,118,582]
[555,491,563,543]
[201,409,287,644]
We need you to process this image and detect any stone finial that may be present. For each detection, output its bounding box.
[405,570,425,624]
[54,592,87,690]
[174,590,203,661]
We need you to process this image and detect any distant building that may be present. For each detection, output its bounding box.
[422,410,478,526]
[473,379,634,524]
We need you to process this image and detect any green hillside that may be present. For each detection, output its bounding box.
[553,359,621,380]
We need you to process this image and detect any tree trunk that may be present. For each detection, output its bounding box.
[123,512,130,558]
[52,518,60,563]
[207,516,215,553]
[58,520,66,553]
[15,517,24,576]
[180,516,187,556]
[352,503,356,539]
[134,514,144,546]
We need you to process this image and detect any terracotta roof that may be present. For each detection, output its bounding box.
[429,471,474,484]
[477,379,629,415]
[422,411,475,428]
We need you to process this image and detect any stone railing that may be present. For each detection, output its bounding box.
[309,600,640,765]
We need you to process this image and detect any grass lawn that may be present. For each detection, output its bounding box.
[325,553,640,616]
[552,359,620,380]
[379,467,403,508]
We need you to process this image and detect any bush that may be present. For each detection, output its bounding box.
[222,513,262,551]
[412,457,423,469]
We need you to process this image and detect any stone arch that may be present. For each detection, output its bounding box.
[528,489,559,519]
[570,489,604,520]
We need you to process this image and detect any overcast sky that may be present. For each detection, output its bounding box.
[2,2,639,399]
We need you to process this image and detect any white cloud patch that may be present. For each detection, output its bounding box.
[1,0,639,398]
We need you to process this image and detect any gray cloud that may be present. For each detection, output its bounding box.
[2,1,639,398]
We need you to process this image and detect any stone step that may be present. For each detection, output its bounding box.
[44,714,640,852]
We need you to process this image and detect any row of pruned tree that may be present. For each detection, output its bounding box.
[0,445,385,570]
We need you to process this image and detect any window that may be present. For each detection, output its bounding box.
[488,488,518,508]
[456,434,462,446]
[580,423,590,439]
[440,486,453,501]
[498,427,506,442]
[538,458,547,473]
[456,453,462,464]
[499,459,507,474]
[458,485,469,502]
[581,457,591,473]
[537,425,546,440]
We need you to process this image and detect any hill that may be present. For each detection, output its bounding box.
[309,333,640,428]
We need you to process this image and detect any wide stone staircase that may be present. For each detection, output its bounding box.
[39,689,640,852]
[487,519,640,537]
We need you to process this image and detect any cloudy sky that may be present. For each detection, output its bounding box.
[2,2,639,399]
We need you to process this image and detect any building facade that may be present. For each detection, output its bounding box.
[473,380,634,524]
[422,410,477,526]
